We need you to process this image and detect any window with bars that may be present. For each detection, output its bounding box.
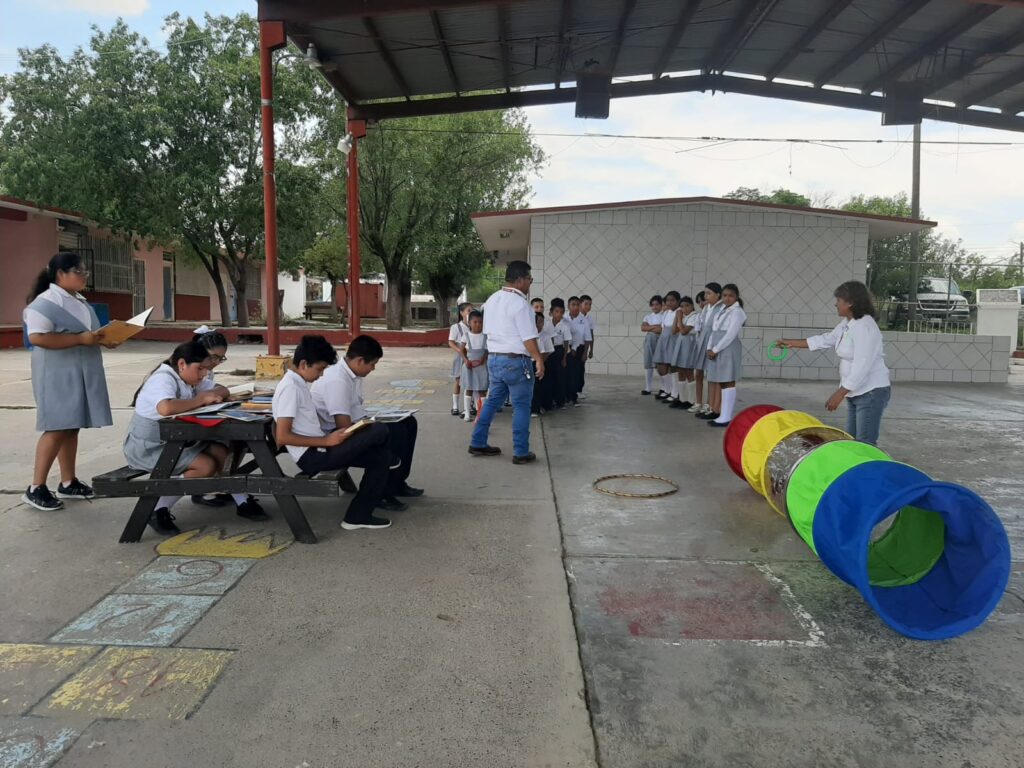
[82,235,132,293]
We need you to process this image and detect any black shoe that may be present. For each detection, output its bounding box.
[393,484,424,497]
[378,495,408,512]
[470,406,478,416]
[55,478,95,500]
[468,445,502,456]
[236,497,270,521]
[341,516,392,530]
[698,411,720,420]
[662,397,676,405]
[672,401,693,410]
[504,399,512,407]
[655,391,668,400]
[191,493,231,507]
[641,390,652,395]
[22,485,63,511]
[512,452,537,465]
[708,420,730,428]
[148,508,180,536]
[451,408,461,416]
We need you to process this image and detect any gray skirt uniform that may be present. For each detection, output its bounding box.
[26,297,113,432]
[642,331,659,369]
[692,306,722,372]
[124,370,209,474]
[706,329,743,383]
[673,331,697,369]
[653,315,677,365]
[461,343,489,391]
[450,352,463,378]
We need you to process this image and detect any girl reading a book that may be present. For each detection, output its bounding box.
[22,252,121,512]
[124,341,232,535]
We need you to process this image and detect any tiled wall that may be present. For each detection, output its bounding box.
[531,202,1009,385]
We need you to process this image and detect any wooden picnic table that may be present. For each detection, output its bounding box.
[94,416,347,545]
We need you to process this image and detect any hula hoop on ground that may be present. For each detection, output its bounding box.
[593,473,679,499]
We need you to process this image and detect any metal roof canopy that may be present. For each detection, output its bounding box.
[257,0,1024,132]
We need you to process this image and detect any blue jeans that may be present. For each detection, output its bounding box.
[846,386,891,445]
[471,355,535,456]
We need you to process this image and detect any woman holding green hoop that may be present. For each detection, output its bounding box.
[776,281,891,445]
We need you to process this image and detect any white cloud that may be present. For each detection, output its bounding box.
[54,0,150,16]
[521,92,1024,253]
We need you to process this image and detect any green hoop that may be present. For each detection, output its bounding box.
[766,342,789,362]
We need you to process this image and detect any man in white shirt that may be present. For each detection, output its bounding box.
[469,261,545,464]
[272,335,393,530]
[312,334,423,512]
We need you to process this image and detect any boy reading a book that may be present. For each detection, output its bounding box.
[272,335,393,530]
[312,334,423,513]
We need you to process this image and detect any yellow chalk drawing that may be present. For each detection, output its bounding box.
[0,643,101,715]
[40,646,233,720]
[157,527,292,559]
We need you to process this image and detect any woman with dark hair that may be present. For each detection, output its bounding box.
[705,283,747,427]
[21,252,119,511]
[777,280,891,445]
[694,282,724,418]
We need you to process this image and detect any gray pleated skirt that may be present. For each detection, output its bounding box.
[642,332,659,369]
[673,333,696,369]
[450,351,463,379]
[124,413,208,475]
[689,327,712,371]
[460,348,489,391]
[653,329,677,365]
[706,330,743,383]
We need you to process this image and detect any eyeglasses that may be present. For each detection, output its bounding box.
[207,354,227,364]
[68,268,91,277]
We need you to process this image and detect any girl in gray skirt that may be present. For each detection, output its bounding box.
[653,291,681,401]
[705,284,747,427]
[459,310,489,421]
[640,295,663,395]
[125,341,231,535]
[669,296,699,409]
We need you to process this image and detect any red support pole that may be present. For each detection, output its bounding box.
[346,118,367,338]
[259,21,286,355]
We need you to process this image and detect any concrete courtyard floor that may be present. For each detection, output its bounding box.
[0,342,1022,768]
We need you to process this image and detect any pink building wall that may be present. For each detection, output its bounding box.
[0,213,58,325]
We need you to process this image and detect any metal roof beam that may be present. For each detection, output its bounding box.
[553,0,571,88]
[362,16,412,100]
[606,0,638,73]
[430,11,461,95]
[715,0,784,74]
[704,0,778,75]
[260,0,502,23]
[765,0,855,81]
[922,24,1024,96]
[861,4,1001,95]
[1003,97,1024,115]
[497,5,512,92]
[651,0,702,79]
[813,0,932,88]
[960,59,1024,106]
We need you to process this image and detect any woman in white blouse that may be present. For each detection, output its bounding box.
[777,281,891,445]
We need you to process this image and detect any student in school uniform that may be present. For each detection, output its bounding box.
[704,284,747,427]
[669,296,699,410]
[124,341,232,535]
[447,302,474,416]
[459,310,489,422]
[652,291,681,402]
[565,296,588,406]
[531,311,555,416]
[22,252,120,511]
[579,294,596,399]
[640,295,664,395]
[548,298,571,409]
[687,291,708,412]
[275,335,393,530]
[694,283,725,418]
[188,327,265,518]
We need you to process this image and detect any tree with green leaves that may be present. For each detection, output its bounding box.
[723,187,812,207]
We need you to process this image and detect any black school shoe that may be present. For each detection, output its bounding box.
[655,391,668,400]
[236,497,270,521]
[393,484,424,497]
[341,516,392,530]
[708,420,730,428]
[148,508,181,536]
[641,390,652,395]
[192,493,232,507]
[672,400,694,410]
[698,411,720,420]
[56,478,95,500]
[378,495,408,512]
[451,408,461,416]
[22,485,63,511]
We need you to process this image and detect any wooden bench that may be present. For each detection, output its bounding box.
[93,417,354,544]
[303,301,346,322]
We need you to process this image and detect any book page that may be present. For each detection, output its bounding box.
[97,307,154,344]
[343,419,373,435]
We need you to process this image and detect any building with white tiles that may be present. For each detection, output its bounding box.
[473,197,1010,384]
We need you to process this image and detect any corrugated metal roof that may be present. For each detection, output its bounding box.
[260,0,1024,131]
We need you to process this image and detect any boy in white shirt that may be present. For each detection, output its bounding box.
[273,335,392,530]
[548,298,572,408]
[579,294,596,399]
[565,296,587,406]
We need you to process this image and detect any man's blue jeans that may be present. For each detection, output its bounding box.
[471,355,535,457]
[845,385,891,445]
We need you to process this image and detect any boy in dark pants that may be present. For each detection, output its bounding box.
[548,298,571,409]
[272,335,392,530]
[531,312,554,415]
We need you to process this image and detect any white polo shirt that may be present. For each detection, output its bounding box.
[481,287,538,355]
[551,319,572,349]
[24,284,94,334]
[581,313,595,342]
[272,369,325,461]
[134,364,195,421]
[566,313,587,350]
[310,359,366,432]
[448,321,467,345]
[807,316,890,397]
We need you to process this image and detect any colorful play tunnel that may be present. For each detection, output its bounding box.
[723,406,1011,640]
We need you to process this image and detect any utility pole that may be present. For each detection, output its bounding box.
[908,123,922,324]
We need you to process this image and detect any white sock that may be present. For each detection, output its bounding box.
[231,493,248,505]
[644,370,654,390]
[715,388,737,423]
[452,394,459,409]
[156,495,181,511]
[30,484,40,492]
[463,393,472,413]
[670,378,679,399]
[661,374,672,393]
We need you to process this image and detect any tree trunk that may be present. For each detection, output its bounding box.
[384,270,403,330]
[233,264,250,328]
[193,248,231,327]
[433,293,452,329]
[400,276,413,327]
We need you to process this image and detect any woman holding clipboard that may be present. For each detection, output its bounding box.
[21,252,120,511]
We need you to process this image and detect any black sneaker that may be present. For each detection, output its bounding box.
[393,484,424,497]
[378,495,408,512]
[56,478,95,500]
[192,493,231,507]
[641,390,652,395]
[22,485,63,511]
[341,516,392,530]
[451,408,461,416]
[148,508,181,536]
[236,497,270,521]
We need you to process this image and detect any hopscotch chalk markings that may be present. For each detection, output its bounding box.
[0,646,100,716]
[49,595,219,648]
[116,557,255,596]
[156,527,291,559]
[0,717,79,768]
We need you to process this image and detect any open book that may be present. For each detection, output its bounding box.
[98,307,153,345]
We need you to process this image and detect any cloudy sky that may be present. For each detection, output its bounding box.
[3,0,1022,264]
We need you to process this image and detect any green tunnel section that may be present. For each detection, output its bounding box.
[785,441,945,587]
